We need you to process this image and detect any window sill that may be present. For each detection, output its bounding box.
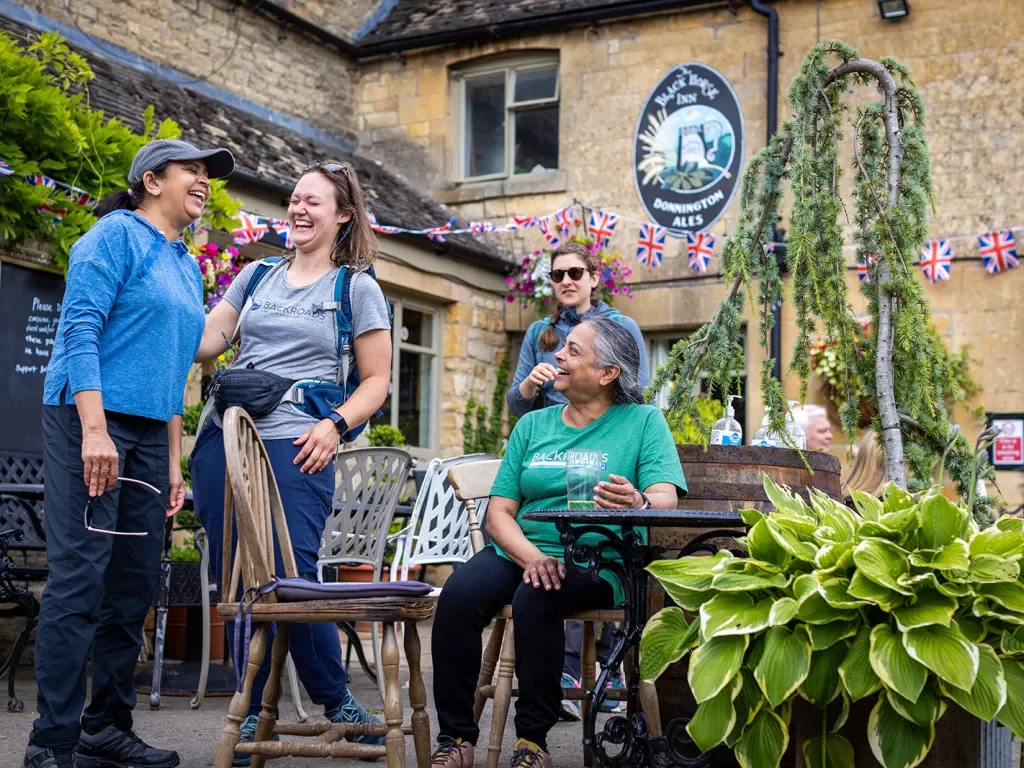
[435,170,568,205]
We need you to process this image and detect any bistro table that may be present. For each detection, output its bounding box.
[523,507,746,768]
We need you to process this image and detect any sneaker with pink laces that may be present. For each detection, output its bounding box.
[430,737,474,767]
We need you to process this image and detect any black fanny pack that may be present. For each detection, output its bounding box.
[211,368,296,418]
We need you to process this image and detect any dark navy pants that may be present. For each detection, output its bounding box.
[189,423,349,717]
[31,404,168,752]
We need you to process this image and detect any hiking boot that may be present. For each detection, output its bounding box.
[232,714,280,766]
[558,673,581,721]
[510,739,552,767]
[24,746,77,768]
[599,672,626,713]
[76,726,178,768]
[430,736,474,767]
[328,690,385,747]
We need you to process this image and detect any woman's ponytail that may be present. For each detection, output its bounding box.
[93,162,168,219]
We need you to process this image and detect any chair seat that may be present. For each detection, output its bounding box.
[497,605,624,621]
[217,596,435,623]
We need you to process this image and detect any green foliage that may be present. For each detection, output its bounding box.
[640,476,1024,767]
[180,455,190,488]
[0,31,239,268]
[665,395,724,447]
[171,535,201,562]
[182,403,203,437]
[651,41,998,523]
[367,424,407,448]
[175,507,200,527]
[463,352,513,455]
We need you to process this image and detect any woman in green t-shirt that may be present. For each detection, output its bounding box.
[428,316,687,768]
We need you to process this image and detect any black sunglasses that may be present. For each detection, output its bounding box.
[304,161,350,175]
[549,267,588,283]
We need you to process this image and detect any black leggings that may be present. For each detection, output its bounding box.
[431,546,614,751]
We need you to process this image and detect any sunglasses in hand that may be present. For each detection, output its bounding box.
[84,477,162,536]
[549,267,587,283]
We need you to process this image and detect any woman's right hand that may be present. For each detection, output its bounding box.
[520,362,558,398]
[522,555,566,591]
[82,429,119,497]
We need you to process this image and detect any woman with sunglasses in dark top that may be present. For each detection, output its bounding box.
[506,241,650,722]
[190,162,392,763]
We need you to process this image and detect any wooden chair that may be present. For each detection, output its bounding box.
[446,461,636,768]
[213,407,434,767]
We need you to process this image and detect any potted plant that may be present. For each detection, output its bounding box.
[640,477,1024,767]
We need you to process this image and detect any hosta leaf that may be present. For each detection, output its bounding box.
[870,624,927,702]
[968,554,1020,583]
[881,506,919,536]
[869,694,935,768]
[734,708,789,768]
[725,668,764,748]
[977,582,1024,613]
[1002,627,1024,656]
[908,539,970,570]
[853,539,913,595]
[648,551,732,591]
[815,541,855,572]
[639,607,697,682]
[769,597,799,627]
[848,570,905,609]
[851,489,883,521]
[942,643,1006,721]
[997,516,1024,532]
[915,494,967,549]
[996,659,1024,740]
[972,597,1024,625]
[700,593,772,639]
[796,592,856,625]
[774,515,820,538]
[887,684,945,727]
[806,620,858,651]
[661,584,717,612]
[903,571,970,598]
[793,574,819,601]
[710,571,789,592]
[956,615,985,643]
[688,634,747,703]
[741,508,765,526]
[902,621,979,692]
[803,734,855,768]
[799,642,847,708]
[857,520,904,543]
[818,578,870,609]
[840,627,882,701]
[882,483,915,514]
[765,518,817,562]
[763,476,813,518]
[754,626,812,707]
[891,588,957,632]
[747,518,790,567]
[832,687,851,733]
[686,674,741,753]
[969,527,1024,559]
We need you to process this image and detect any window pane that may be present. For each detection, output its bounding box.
[401,308,433,348]
[398,350,434,448]
[513,106,559,175]
[514,67,557,102]
[464,73,506,178]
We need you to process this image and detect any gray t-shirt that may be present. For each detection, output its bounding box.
[213,259,391,440]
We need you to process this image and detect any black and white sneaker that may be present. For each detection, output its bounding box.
[23,745,77,768]
[76,727,179,768]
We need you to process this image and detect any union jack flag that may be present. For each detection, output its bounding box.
[70,190,96,207]
[978,229,1019,274]
[538,216,562,248]
[636,223,667,268]
[26,174,56,189]
[269,218,294,250]
[919,240,952,284]
[0,159,14,176]
[554,205,578,237]
[469,221,498,233]
[686,231,715,273]
[857,253,879,283]
[426,217,456,243]
[586,210,618,249]
[508,215,537,230]
[231,211,269,246]
[367,211,403,235]
[38,203,68,223]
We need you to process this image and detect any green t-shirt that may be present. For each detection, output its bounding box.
[490,403,687,605]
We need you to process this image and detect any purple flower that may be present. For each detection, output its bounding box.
[506,295,515,303]
[506,276,515,285]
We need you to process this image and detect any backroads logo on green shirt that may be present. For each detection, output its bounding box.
[529,450,609,471]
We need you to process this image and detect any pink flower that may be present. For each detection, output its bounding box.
[506,276,515,285]
[506,295,515,303]
[228,247,239,257]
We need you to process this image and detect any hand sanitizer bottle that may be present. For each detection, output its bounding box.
[752,414,778,447]
[711,395,743,445]
[785,401,807,450]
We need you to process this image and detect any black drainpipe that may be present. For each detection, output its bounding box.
[750,0,784,382]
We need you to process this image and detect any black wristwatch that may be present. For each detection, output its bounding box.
[327,412,349,438]
[637,491,651,509]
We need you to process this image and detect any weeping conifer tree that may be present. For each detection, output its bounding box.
[650,41,998,524]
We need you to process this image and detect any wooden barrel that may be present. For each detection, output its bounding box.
[649,445,843,747]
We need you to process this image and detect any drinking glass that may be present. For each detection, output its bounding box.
[566,449,603,510]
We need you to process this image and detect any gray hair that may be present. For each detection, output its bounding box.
[584,316,644,405]
[791,404,828,431]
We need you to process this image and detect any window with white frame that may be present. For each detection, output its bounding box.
[373,298,440,451]
[454,54,559,182]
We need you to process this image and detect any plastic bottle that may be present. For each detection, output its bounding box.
[752,414,780,447]
[711,395,743,446]
[785,401,807,450]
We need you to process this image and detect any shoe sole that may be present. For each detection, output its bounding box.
[559,700,582,721]
[76,754,180,768]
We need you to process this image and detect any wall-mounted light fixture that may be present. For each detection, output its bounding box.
[877,0,910,19]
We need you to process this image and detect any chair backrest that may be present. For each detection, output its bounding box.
[222,407,298,602]
[399,454,497,579]
[447,459,503,555]
[318,447,413,577]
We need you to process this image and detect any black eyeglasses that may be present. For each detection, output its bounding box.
[304,161,350,175]
[83,477,161,536]
[549,267,587,283]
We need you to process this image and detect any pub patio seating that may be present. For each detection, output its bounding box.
[214,407,433,767]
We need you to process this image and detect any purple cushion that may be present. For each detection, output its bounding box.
[269,577,433,603]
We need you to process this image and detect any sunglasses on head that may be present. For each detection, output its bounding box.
[549,267,588,283]
[83,477,162,536]
[304,161,350,175]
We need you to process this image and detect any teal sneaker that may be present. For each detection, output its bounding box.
[559,673,582,721]
[329,690,385,748]
[599,672,626,713]
[232,714,279,766]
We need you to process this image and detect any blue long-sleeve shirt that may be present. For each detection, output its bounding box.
[43,210,205,422]
[507,302,650,417]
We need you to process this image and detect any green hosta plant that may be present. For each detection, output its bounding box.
[639,476,1024,768]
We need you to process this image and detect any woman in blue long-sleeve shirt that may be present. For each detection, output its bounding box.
[25,140,233,768]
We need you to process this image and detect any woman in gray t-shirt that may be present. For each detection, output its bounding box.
[190,162,392,755]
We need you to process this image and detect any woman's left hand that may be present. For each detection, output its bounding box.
[594,474,642,509]
[293,419,340,474]
[167,463,186,518]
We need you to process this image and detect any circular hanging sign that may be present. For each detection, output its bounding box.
[632,63,745,235]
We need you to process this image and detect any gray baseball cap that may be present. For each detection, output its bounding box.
[128,139,235,185]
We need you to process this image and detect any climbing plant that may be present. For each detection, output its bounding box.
[463,352,514,456]
[649,41,998,524]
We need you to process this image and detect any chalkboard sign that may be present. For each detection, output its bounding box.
[0,260,65,456]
